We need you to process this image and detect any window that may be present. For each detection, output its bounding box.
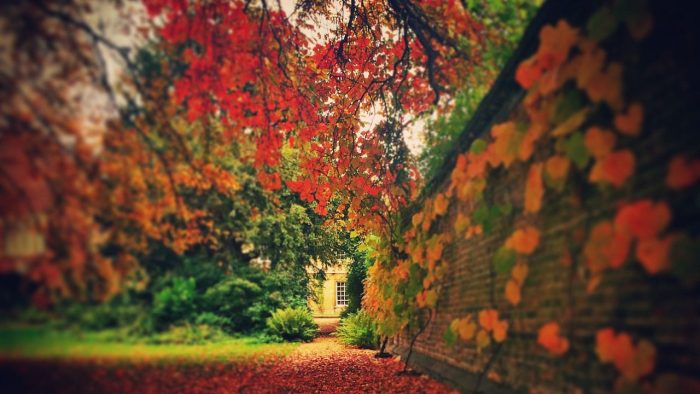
[336,281,348,306]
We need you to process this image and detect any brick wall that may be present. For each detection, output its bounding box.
[391,0,700,393]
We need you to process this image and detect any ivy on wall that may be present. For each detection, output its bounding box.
[364,0,700,392]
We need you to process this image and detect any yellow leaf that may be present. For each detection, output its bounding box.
[551,107,590,137]
[454,213,471,235]
[412,212,424,228]
[476,329,491,350]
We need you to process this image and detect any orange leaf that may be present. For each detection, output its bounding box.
[666,154,700,190]
[595,328,617,362]
[589,149,635,187]
[545,155,571,181]
[614,103,644,137]
[511,262,529,284]
[574,41,606,89]
[584,221,631,273]
[434,193,448,216]
[505,226,541,255]
[596,328,656,381]
[426,236,444,265]
[538,322,570,356]
[489,122,521,168]
[536,20,579,69]
[525,163,544,213]
[469,153,490,179]
[584,62,624,110]
[505,279,521,305]
[584,127,616,159]
[515,57,542,89]
[493,320,508,343]
[614,200,671,240]
[456,316,477,341]
[636,234,676,274]
[519,123,546,161]
[622,339,656,382]
[478,309,499,332]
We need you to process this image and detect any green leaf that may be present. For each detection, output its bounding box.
[470,138,488,154]
[587,6,618,42]
[498,202,513,216]
[552,90,585,125]
[406,263,423,298]
[443,326,458,347]
[564,132,590,169]
[473,206,494,234]
[493,247,517,274]
[473,206,489,224]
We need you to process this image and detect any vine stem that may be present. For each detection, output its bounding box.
[472,341,504,394]
[402,308,433,373]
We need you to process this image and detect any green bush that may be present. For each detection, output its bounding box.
[194,312,231,329]
[341,257,369,317]
[266,307,318,342]
[246,270,308,327]
[9,307,55,326]
[153,277,197,328]
[336,310,378,349]
[199,269,308,333]
[147,323,229,345]
[201,276,261,331]
[55,295,149,332]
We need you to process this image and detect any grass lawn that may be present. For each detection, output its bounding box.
[0,326,298,365]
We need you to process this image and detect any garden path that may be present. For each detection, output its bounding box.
[239,335,456,393]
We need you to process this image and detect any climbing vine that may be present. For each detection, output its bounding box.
[364,0,700,391]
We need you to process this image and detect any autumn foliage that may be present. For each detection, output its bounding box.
[2,0,700,393]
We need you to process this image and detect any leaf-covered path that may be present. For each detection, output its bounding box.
[2,332,456,393]
[239,336,455,393]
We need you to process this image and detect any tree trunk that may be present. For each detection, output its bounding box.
[375,336,391,358]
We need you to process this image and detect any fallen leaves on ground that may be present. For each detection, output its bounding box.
[0,336,457,394]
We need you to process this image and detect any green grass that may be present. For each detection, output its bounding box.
[0,327,298,365]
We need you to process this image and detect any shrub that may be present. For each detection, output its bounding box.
[11,307,54,326]
[153,277,197,328]
[341,257,369,317]
[266,307,318,342]
[336,310,378,349]
[56,295,149,332]
[246,270,308,328]
[194,312,231,329]
[148,323,229,345]
[201,276,261,331]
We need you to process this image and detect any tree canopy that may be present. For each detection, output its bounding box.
[0,0,534,303]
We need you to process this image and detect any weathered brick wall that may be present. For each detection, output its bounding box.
[391,0,700,393]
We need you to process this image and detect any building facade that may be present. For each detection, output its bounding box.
[306,261,348,318]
